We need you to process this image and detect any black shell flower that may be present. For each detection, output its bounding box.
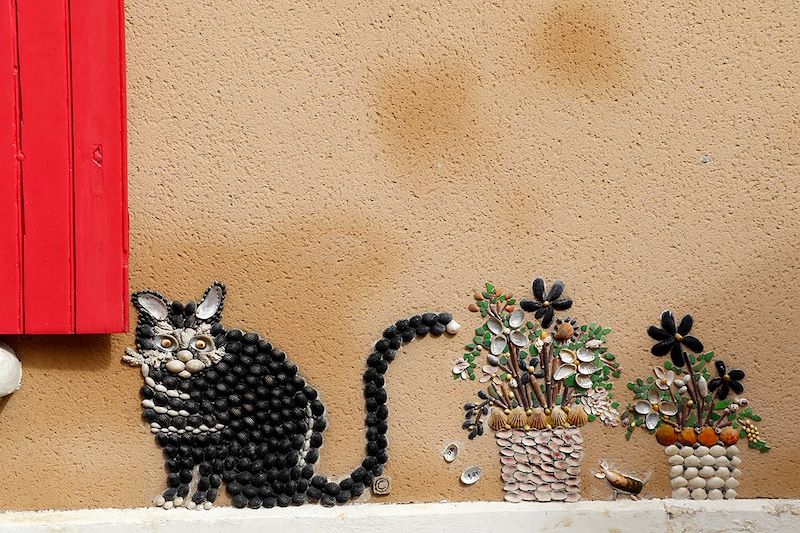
[708,360,745,400]
[520,278,573,328]
[647,310,704,366]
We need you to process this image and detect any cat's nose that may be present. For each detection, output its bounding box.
[176,350,193,362]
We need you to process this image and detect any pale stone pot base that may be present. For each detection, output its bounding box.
[0,500,797,533]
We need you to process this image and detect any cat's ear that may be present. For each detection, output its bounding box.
[197,282,226,321]
[131,290,170,321]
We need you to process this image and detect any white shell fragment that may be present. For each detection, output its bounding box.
[460,466,482,485]
[508,309,525,329]
[0,342,22,397]
[442,443,459,463]
[487,317,503,335]
[490,336,507,355]
[668,442,744,500]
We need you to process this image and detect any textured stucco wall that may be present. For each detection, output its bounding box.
[0,0,798,511]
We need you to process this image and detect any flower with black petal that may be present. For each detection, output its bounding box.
[520,278,573,328]
[708,360,745,400]
[647,310,704,367]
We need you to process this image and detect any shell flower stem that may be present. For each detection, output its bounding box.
[561,386,573,408]
[681,354,704,423]
[507,344,531,410]
[500,383,514,408]
[530,376,548,409]
[542,343,554,409]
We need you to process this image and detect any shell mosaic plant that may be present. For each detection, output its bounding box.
[452,278,622,503]
[623,310,769,500]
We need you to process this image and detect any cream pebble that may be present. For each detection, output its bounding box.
[709,445,726,457]
[186,359,205,374]
[670,476,688,489]
[142,399,155,409]
[167,410,179,417]
[179,370,191,379]
[445,320,461,334]
[203,502,213,510]
[163,501,174,510]
[707,489,724,500]
[185,501,196,510]
[154,384,167,392]
[684,467,699,480]
[154,406,168,414]
[145,377,156,387]
[155,496,166,506]
[166,389,179,398]
[165,360,185,374]
[150,427,159,434]
[684,455,700,468]
[173,497,184,507]
[141,364,150,378]
[672,487,690,499]
[691,488,707,500]
[706,477,725,490]
[178,410,189,417]
[179,393,191,400]
[669,465,684,478]
[664,445,680,456]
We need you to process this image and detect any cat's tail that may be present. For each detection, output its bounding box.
[305,312,460,507]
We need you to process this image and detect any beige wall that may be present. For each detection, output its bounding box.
[0,0,798,511]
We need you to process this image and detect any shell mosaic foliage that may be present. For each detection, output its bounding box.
[123,282,459,509]
[453,278,622,503]
[622,310,769,501]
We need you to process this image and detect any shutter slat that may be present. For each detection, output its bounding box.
[17,0,74,333]
[71,0,128,333]
[0,0,22,334]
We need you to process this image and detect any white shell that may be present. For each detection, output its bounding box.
[683,467,699,480]
[0,342,22,397]
[699,455,716,466]
[509,331,528,347]
[672,487,690,499]
[707,489,723,500]
[709,445,726,457]
[664,445,679,456]
[165,360,185,373]
[725,489,738,499]
[668,455,684,466]
[688,477,707,489]
[725,477,740,489]
[731,468,742,479]
[490,336,507,355]
[460,466,482,485]
[683,455,700,468]
[693,446,710,457]
[680,446,694,458]
[508,310,525,329]
[730,456,742,467]
[185,359,205,373]
[698,466,715,478]
[726,445,740,457]
[670,477,688,489]
[691,488,707,500]
[715,456,730,468]
[706,477,725,490]
[442,443,459,463]
[716,468,730,480]
[487,318,504,335]
[669,465,684,478]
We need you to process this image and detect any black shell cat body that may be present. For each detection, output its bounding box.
[123,282,456,509]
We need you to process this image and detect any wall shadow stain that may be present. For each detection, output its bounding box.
[1,335,112,372]
[370,60,483,176]
[525,1,633,93]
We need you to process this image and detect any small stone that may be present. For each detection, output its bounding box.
[142,399,155,409]
[155,384,167,392]
[445,320,461,334]
[165,360,185,374]
[709,445,726,457]
[173,497,184,507]
[141,364,150,378]
[683,467,699,480]
[166,389,179,398]
[699,466,715,478]
[706,477,725,490]
[185,501,196,510]
[145,377,156,387]
[179,370,191,379]
[203,502,213,510]
[178,410,189,417]
[163,501,174,510]
[707,489,723,500]
[167,410,178,417]
[672,487,690,499]
[725,489,737,500]
[690,488,707,500]
[155,496,165,506]
[179,393,191,400]
[664,445,679,456]
[670,477,688,489]
[186,360,205,373]
[154,406,167,414]
[726,445,740,457]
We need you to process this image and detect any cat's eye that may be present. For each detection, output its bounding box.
[191,336,214,352]
[156,335,178,351]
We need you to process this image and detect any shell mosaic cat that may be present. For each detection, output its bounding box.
[123,282,459,509]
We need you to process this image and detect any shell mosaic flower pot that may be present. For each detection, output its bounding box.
[665,443,742,500]
[497,427,583,503]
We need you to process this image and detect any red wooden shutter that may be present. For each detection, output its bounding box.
[0,0,128,334]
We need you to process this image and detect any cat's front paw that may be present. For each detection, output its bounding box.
[154,491,189,510]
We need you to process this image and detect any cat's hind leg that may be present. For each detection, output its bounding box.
[156,453,195,509]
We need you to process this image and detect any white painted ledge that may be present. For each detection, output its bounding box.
[0,500,798,533]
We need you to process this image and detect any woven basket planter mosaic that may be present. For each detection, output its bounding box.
[665,443,742,500]
[496,427,583,503]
